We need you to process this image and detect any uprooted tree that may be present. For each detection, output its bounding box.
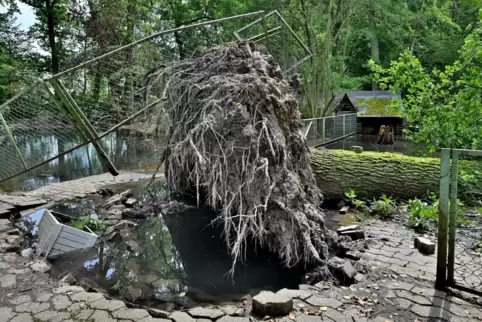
[158,42,332,273]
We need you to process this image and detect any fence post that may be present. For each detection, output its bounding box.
[447,149,459,285]
[342,114,346,137]
[436,148,451,290]
[312,118,317,146]
[322,118,326,144]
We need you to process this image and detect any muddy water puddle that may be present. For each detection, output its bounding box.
[48,205,305,309]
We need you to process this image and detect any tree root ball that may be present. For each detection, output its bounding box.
[160,42,331,272]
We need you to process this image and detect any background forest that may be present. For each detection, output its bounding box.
[0,0,481,149]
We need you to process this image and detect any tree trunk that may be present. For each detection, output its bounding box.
[46,0,59,74]
[369,11,379,90]
[310,149,481,201]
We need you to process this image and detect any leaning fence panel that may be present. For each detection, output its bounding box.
[0,81,89,182]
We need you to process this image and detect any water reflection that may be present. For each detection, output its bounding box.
[50,206,304,307]
[0,130,163,192]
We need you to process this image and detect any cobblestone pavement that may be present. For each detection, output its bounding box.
[22,172,151,202]
[0,219,481,321]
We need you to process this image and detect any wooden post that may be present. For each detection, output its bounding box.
[447,149,459,285]
[342,114,346,137]
[436,148,451,290]
[0,111,28,170]
[49,79,119,176]
[312,118,317,146]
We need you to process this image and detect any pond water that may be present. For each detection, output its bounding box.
[324,134,426,156]
[0,130,163,192]
[47,205,305,309]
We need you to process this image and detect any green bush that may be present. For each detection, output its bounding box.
[71,216,106,233]
[407,198,438,232]
[370,194,395,218]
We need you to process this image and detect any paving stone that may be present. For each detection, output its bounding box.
[253,291,293,316]
[217,316,250,322]
[322,308,346,322]
[188,307,225,319]
[220,305,245,317]
[0,273,16,288]
[147,308,170,318]
[411,286,445,299]
[34,310,70,322]
[69,291,104,303]
[392,298,412,309]
[50,294,71,311]
[411,304,451,320]
[15,301,50,314]
[138,317,172,322]
[0,307,17,321]
[72,308,94,320]
[380,281,413,291]
[88,298,126,311]
[112,307,150,320]
[414,237,436,255]
[10,295,32,305]
[52,285,84,294]
[294,314,323,322]
[10,313,33,322]
[276,288,313,300]
[36,292,53,302]
[89,309,117,322]
[371,318,393,322]
[394,290,431,305]
[7,268,31,275]
[305,296,343,309]
[170,311,196,322]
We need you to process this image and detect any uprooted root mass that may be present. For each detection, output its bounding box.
[159,42,330,272]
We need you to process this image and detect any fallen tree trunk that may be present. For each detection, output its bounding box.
[311,149,482,201]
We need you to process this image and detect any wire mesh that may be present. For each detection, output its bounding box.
[302,113,357,147]
[449,151,482,295]
[0,81,88,181]
[51,12,271,135]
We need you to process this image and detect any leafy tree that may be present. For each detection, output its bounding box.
[370,10,482,151]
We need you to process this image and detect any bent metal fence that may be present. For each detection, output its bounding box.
[302,113,357,147]
[0,11,311,184]
[436,148,482,296]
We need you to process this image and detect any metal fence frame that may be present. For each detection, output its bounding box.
[302,113,357,147]
[437,148,482,296]
[0,11,271,184]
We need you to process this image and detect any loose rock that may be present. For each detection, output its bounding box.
[339,206,350,214]
[252,291,293,316]
[414,237,435,255]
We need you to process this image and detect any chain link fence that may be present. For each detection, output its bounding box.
[437,149,482,296]
[0,81,89,182]
[303,113,357,147]
[0,11,311,184]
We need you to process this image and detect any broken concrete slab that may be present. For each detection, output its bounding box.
[29,260,51,274]
[252,291,293,316]
[339,206,350,214]
[414,237,435,255]
[276,288,312,300]
[339,229,365,241]
[188,307,224,319]
[328,257,356,283]
[125,198,137,207]
[337,225,359,233]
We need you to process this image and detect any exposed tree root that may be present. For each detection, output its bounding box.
[158,42,330,273]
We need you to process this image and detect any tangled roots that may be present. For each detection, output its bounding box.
[160,42,329,272]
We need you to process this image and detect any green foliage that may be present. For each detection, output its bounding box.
[370,11,482,151]
[356,97,399,116]
[71,216,106,233]
[344,188,366,210]
[370,194,395,218]
[407,198,438,232]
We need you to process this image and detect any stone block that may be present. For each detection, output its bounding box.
[327,257,356,283]
[337,225,359,233]
[414,237,435,255]
[339,206,350,214]
[252,291,293,316]
[339,230,365,241]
